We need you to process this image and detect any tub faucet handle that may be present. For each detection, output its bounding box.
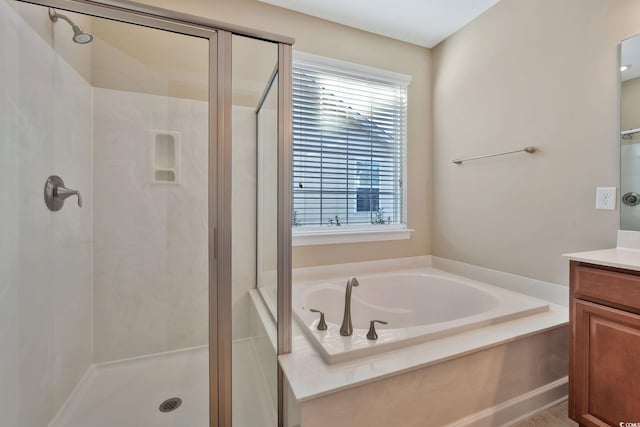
[309,309,328,331]
[366,320,388,340]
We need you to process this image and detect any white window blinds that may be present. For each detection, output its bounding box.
[292,55,409,230]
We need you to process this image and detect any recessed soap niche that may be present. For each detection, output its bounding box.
[151,130,180,184]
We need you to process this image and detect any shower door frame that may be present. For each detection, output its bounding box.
[13,0,293,426]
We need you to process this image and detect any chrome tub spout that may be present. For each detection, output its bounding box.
[340,277,359,336]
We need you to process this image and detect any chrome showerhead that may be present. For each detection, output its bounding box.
[71,24,93,44]
[49,8,93,45]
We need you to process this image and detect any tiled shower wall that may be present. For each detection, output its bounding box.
[0,2,93,426]
[92,88,257,362]
[92,88,209,362]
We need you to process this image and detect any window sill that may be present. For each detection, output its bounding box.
[292,226,413,247]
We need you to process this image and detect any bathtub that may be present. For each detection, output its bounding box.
[293,268,550,364]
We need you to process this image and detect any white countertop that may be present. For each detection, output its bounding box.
[563,248,640,272]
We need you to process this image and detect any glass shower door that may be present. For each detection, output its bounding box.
[231,34,280,427]
[89,17,211,427]
[1,1,215,426]
[3,1,293,425]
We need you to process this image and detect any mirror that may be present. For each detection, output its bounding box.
[620,35,640,230]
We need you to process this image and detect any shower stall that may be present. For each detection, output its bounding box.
[0,0,292,426]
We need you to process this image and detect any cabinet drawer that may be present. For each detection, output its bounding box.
[575,265,640,310]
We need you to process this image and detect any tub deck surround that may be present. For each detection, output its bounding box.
[280,257,569,402]
[280,304,567,402]
[563,248,640,272]
[294,269,550,364]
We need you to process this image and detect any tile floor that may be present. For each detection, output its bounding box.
[514,401,577,427]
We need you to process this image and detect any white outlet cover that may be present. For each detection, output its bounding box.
[595,187,617,210]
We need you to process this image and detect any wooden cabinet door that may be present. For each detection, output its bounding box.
[572,300,640,426]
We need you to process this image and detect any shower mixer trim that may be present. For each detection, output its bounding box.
[44,175,82,212]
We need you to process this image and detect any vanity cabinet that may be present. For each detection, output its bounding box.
[569,261,640,427]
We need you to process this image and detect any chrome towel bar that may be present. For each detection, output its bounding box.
[452,146,536,165]
[621,128,640,139]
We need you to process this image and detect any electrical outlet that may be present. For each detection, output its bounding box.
[595,187,617,210]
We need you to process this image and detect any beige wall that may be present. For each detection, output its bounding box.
[90,19,210,101]
[432,0,640,285]
[134,0,432,268]
[90,19,277,105]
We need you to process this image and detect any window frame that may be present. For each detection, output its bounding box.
[291,52,413,246]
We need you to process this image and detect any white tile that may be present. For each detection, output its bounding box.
[92,92,258,361]
[0,284,20,427]
[92,89,210,362]
[1,2,93,425]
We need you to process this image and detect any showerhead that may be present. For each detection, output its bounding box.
[71,25,93,44]
[49,8,93,45]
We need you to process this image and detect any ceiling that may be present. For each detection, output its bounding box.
[257,0,501,48]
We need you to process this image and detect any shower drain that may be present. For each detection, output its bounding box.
[159,397,182,413]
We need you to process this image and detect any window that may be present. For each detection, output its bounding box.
[356,161,380,213]
[292,52,411,245]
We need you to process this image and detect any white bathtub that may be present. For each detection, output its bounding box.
[293,268,550,364]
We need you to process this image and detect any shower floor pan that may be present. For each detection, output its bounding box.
[50,342,275,427]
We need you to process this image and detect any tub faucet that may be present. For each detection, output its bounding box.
[340,277,359,336]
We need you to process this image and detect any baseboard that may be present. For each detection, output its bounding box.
[447,377,568,427]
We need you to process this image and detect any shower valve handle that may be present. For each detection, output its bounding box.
[56,186,83,207]
[44,175,82,211]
